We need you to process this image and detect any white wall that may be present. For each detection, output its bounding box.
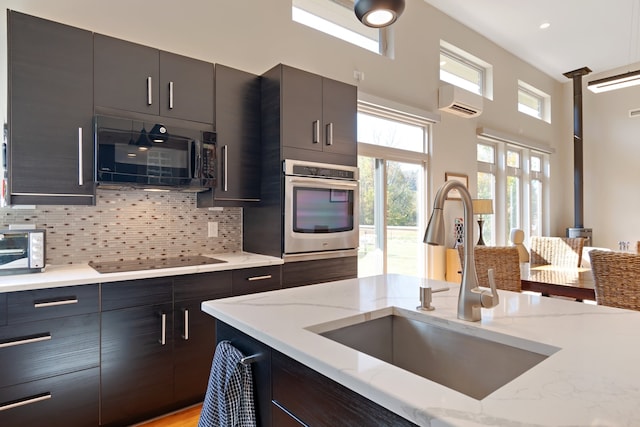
[1,0,575,246]
[582,63,640,249]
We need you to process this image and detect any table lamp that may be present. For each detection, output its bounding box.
[472,199,493,245]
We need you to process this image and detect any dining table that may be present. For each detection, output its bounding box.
[520,263,596,301]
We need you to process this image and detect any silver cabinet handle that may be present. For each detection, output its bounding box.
[182,308,189,340]
[169,81,174,109]
[312,120,320,144]
[34,298,78,308]
[0,333,51,349]
[0,393,51,411]
[78,127,83,186]
[159,313,166,346]
[247,275,272,281]
[147,76,153,105]
[222,145,228,192]
[326,123,333,146]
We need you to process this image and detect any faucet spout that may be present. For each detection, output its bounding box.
[423,180,499,321]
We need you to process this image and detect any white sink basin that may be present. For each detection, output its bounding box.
[312,308,559,400]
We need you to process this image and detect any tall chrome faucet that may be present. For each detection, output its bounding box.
[423,180,499,321]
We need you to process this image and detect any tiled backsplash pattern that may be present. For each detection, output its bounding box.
[0,190,242,265]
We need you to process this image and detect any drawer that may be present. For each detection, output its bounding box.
[7,284,98,324]
[282,256,356,288]
[174,270,233,302]
[102,277,173,311]
[0,367,99,427]
[0,313,99,388]
[232,265,282,296]
[0,294,6,326]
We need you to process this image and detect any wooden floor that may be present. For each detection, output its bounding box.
[136,404,202,427]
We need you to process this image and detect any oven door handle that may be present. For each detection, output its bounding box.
[287,176,358,190]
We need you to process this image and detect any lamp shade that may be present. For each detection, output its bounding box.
[472,199,493,215]
[354,0,405,28]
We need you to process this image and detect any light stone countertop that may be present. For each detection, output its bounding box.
[0,252,283,293]
[202,273,640,427]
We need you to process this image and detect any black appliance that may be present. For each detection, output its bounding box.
[95,115,216,191]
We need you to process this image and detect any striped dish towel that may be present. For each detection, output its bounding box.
[198,340,256,427]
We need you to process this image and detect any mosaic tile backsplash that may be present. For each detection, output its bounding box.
[0,190,242,265]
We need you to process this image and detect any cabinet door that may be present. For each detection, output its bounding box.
[209,64,262,204]
[101,277,174,426]
[0,367,99,427]
[0,294,6,326]
[101,303,174,426]
[8,11,94,205]
[94,33,160,115]
[159,51,214,123]
[281,66,323,152]
[173,271,232,404]
[173,298,217,404]
[322,77,357,159]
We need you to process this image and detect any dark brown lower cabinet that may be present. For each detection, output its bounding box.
[0,284,99,427]
[100,272,233,426]
[217,320,417,427]
[0,367,99,427]
[282,256,357,288]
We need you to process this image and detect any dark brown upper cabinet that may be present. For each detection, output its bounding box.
[197,64,261,207]
[264,64,357,166]
[94,34,214,124]
[7,11,95,205]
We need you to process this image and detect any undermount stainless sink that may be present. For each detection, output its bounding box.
[315,309,559,400]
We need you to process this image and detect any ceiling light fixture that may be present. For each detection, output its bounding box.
[587,69,640,93]
[539,22,551,30]
[354,0,405,28]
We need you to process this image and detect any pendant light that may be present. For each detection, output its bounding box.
[354,0,405,28]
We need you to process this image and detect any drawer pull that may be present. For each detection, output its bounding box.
[34,298,78,308]
[147,76,153,105]
[247,275,272,281]
[182,308,190,340]
[0,392,52,411]
[160,313,167,346]
[0,333,51,349]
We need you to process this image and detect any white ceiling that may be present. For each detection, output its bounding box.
[423,0,640,82]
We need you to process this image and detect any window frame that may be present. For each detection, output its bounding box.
[477,138,550,245]
[292,0,389,55]
[440,40,494,99]
[518,80,551,123]
[356,102,433,278]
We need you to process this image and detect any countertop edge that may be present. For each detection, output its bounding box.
[0,252,284,293]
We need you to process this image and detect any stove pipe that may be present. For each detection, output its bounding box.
[563,67,592,228]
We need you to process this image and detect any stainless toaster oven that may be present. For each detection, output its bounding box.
[0,229,46,275]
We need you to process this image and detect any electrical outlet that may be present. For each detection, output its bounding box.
[207,222,218,238]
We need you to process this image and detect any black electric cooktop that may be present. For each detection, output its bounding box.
[89,255,226,274]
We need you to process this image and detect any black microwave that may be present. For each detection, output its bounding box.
[95,115,216,191]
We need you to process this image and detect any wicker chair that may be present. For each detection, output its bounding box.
[590,250,640,311]
[529,236,585,268]
[457,246,522,292]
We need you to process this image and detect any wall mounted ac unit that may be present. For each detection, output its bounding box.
[438,84,483,118]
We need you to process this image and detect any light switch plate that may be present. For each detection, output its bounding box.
[208,222,218,238]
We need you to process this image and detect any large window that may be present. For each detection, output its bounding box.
[357,109,431,278]
[292,0,386,55]
[477,138,549,245]
[477,143,496,245]
[440,40,493,98]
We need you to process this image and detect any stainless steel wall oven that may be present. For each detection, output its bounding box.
[283,159,359,261]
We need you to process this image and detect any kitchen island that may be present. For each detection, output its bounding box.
[202,274,640,426]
